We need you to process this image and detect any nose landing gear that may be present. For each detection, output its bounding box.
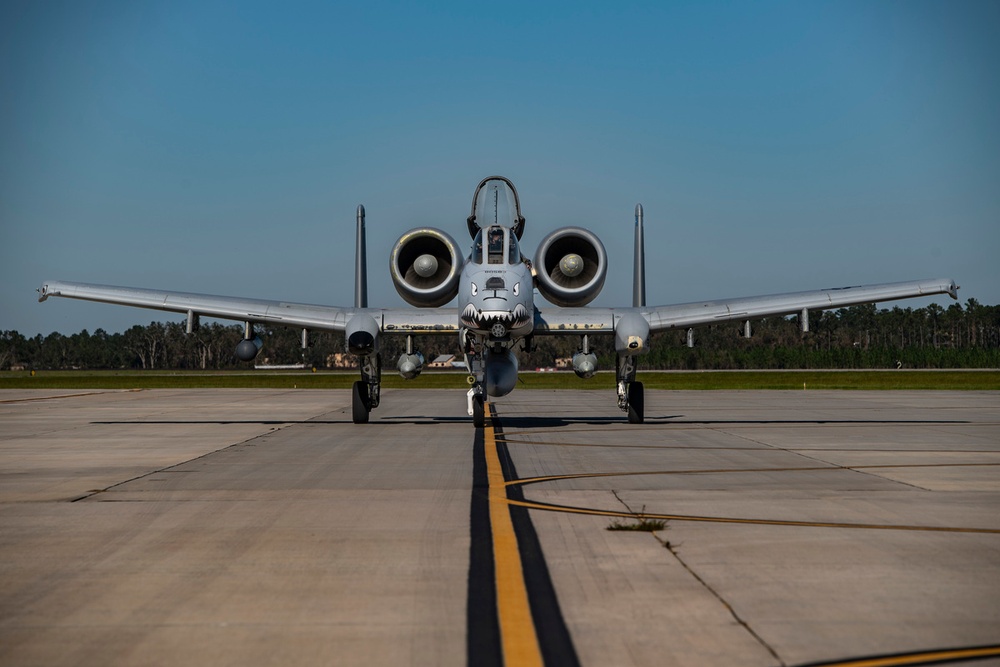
[463,331,487,428]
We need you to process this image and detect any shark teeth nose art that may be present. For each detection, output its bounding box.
[461,303,530,331]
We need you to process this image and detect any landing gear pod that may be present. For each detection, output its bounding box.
[345,313,380,356]
[614,312,650,356]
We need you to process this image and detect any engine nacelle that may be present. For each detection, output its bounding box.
[235,337,263,362]
[390,228,464,307]
[397,352,424,380]
[533,227,608,307]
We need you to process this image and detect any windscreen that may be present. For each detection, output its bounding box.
[487,226,505,265]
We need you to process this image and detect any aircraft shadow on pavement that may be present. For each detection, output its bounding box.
[90,420,356,425]
[486,416,969,428]
[91,416,969,427]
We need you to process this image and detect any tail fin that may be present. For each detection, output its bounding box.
[355,205,368,308]
[632,203,645,308]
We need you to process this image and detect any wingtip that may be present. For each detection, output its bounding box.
[948,280,960,300]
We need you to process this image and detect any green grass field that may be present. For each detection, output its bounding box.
[1,370,997,391]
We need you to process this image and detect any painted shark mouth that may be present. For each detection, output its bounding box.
[461,303,531,332]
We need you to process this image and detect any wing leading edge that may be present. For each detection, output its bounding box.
[530,278,959,334]
[41,277,959,335]
[639,278,959,331]
[37,281,458,334]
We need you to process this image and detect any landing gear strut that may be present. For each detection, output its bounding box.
[352,354,381,424]
[463,331,487,427]
[616,354,644,424]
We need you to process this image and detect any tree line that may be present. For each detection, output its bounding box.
[3,299,998,371]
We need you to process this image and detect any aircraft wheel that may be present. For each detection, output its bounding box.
[472,394,485,428]
[627,381,644,424]
[352,380,370,424]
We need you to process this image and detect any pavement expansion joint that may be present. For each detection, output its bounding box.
[611,489,788,666]
[73,418,308,502]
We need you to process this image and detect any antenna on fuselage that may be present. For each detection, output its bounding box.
[633,203,645,308]
[355,204,368,308]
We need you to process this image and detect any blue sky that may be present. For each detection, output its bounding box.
[2,0,997,336]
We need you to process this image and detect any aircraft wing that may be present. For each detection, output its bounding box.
[39,277,958,335]
[38,281,459,333]
[638,278,959,332]
[532,278,958,334]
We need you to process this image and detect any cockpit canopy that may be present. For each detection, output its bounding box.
[467,176,525,240]
[472,225,521,265]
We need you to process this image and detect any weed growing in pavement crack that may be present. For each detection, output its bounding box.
[607,505,667,533]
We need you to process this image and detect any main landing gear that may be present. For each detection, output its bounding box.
[352,354,381,424]
[616,354,644,424]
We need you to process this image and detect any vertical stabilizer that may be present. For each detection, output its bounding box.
[355,205,368,308]
[632,203,646,308]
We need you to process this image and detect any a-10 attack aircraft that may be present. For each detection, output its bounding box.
[40,176,959,427]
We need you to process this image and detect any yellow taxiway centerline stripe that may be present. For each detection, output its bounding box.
[484,404,544,667]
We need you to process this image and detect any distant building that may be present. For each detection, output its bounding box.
[327,352,465,370]
[428,354,456,368]
[326,353,358,369]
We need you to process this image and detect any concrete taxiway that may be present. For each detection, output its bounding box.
[1,388,998,666]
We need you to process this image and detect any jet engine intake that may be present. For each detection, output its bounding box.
[533,227,607,306]
[390,228,464,307]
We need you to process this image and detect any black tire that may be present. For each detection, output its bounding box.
[627,381,644,424]
[472,394,485,428]
[352,380,370,424]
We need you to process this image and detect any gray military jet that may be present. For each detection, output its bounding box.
[39,176,959,426]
